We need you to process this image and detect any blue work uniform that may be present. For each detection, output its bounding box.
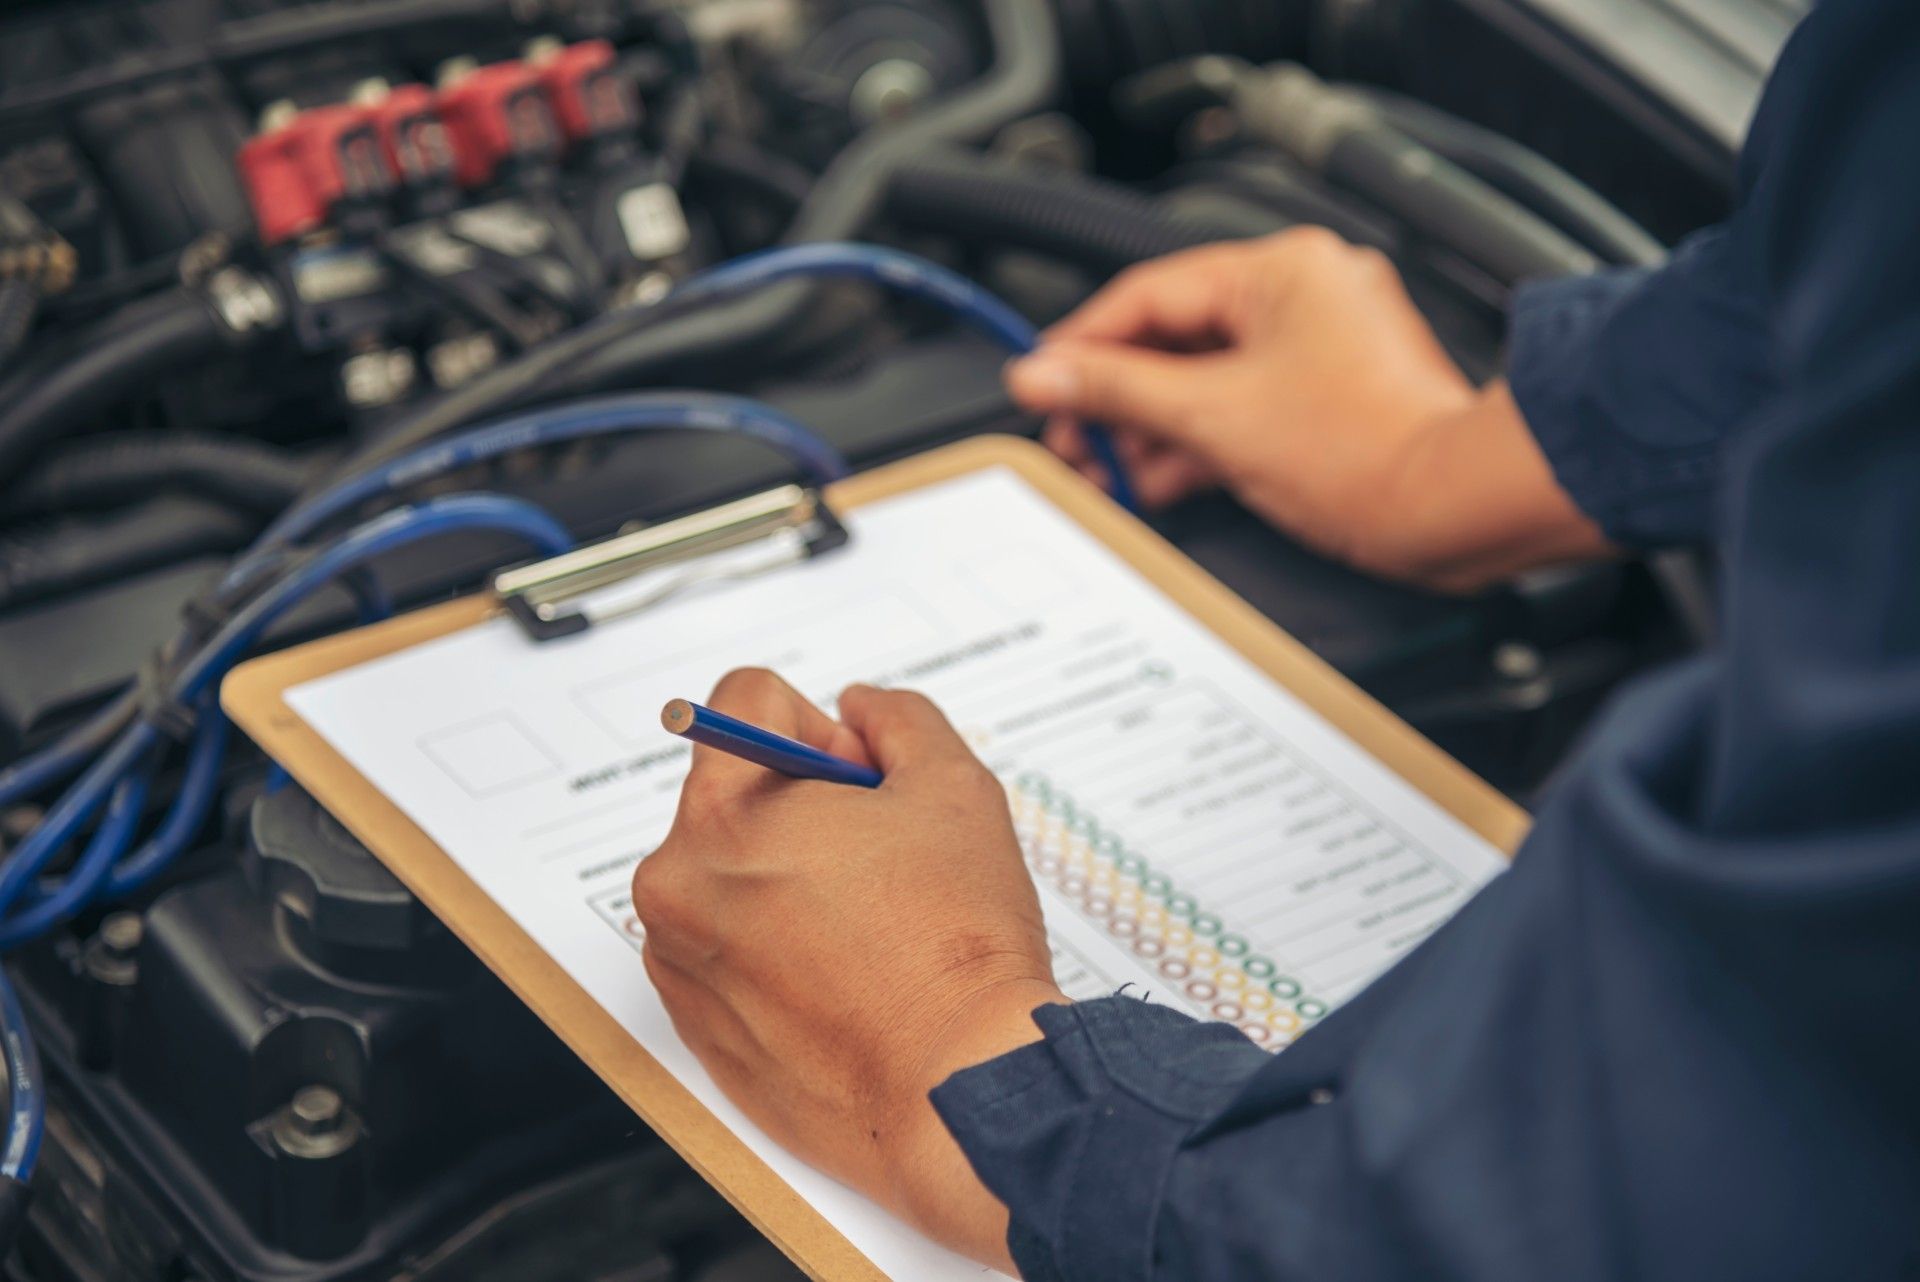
[930,1,1920,1277]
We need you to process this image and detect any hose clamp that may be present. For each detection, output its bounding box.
[134,653,200,745]
[1237,65,1380,171]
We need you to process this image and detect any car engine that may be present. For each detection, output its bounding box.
[0,1,1793,1278]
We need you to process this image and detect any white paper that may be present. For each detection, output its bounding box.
[287,466,1507,1280]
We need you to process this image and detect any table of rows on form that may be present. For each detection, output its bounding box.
[582,614,1488,1050]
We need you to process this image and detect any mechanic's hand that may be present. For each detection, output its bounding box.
[634,669,1062,1272]
[1008,228,1611,592]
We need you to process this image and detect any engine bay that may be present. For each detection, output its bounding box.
[0,2,1781,1277]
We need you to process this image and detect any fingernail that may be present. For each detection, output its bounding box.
[1007,356,1080,405]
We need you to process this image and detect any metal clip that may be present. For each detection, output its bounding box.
[493,484,850,642]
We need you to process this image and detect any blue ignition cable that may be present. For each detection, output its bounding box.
[0,495,574,1189]
[0,696,134,811]
[242,392,850,584]
[672,243,1142,513]
[0,394,843,813]
[101,705,227,899]
[0,770,152,950]
[0,496,575,942]
[0,967,42,1181]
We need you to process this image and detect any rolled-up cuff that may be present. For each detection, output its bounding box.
[1508,272,1721,549]
[930,997,1268,1282]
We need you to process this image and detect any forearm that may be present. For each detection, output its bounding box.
[873,978,1065,1273]
[1353,380,1613,593]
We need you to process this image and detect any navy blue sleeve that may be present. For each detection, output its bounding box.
[1507,224,1775,548]
[1505,41,1788,549]
[934,3,1920,1277]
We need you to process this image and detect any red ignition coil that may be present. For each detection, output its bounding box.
[237,104,393,245]
[535,40,641,150]
[436,62,563,189]
[371,84,458,195]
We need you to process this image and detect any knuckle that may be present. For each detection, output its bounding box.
[710,666,780,706]
[1350,244,1396,279]
[630,853,678,914]
[1110,262,1154,293]
[890,689,942,719]
[1275,225,1347,262]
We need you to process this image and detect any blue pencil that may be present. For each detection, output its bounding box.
[661,699,884,789]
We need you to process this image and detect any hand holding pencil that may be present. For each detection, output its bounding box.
[635,668,1062,1273]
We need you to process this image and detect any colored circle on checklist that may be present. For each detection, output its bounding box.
[1213,969,1246,992]
[1212,1001,1244,1022]
[1217,934,1250,958]
[1185,980,1218,1002]
[1243,956,1278,980]
[1268,977,1303,999]
[1132,937,1164,958]
[1191,947,1220,969]
[1159,959,1191,980]
[1267,1010,1303,1036]
[1141,873,1173,898]
[1115,852,1148,877]
[1163,891,1196,917]
[1192,913,1224,937]
[1243,990,1273,1012]
[1296,999,1328,1021]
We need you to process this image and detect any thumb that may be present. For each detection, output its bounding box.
[1006,343,1219,444]
[837,685,976,779]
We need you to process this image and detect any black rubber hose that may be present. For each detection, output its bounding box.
[0,280,38,369]
[885,150,1235,275]
[1,433,315,522]
[1233,64,1604,284]
[687,138,816,214]
[0,287,231,482]
[0,496,256,614]
[545,0,1065,402]
[1351,89,1667,268]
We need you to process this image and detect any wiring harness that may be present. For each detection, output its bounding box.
[0,242,1128,1200]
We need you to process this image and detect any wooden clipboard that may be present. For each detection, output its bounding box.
[223,433,1529,1281]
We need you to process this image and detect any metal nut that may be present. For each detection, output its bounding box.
[272,1085,361,1159]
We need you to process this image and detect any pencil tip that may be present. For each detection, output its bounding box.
[662,700,691,733]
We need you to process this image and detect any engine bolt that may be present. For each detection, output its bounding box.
[98,912,143,961]
[273,1084,361,1159]
[1493,642,1545,683]
[290,1086,344,1138]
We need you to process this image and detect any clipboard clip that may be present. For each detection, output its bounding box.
[494,485,850,642]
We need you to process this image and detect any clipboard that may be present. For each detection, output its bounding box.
[223,433,1529,1281]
